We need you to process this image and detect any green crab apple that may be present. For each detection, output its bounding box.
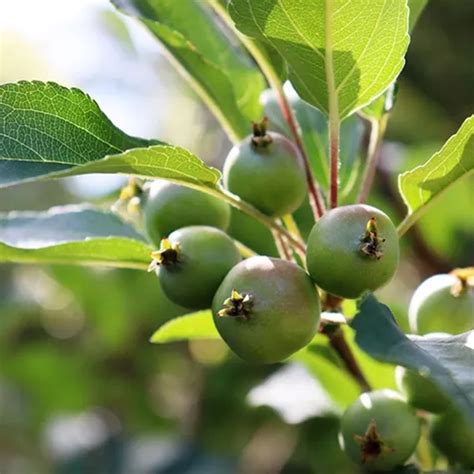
[395,366,451,413]
[212,256,320,363]
[223,119,307,217]
[143,181,231,246]
[339,389,421,471]
[430,408,474,468]
[409,270,474,335]
[152,226,240,309]
[226,208,278,257]
[306,204,399,299]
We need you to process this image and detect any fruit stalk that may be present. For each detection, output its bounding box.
[207,0,325,219]
[324,0,340,209]
[323,326,371,392]
[273,85,326,219]
[357,114,389,204]
[272,229,292,261]
[328,118,340,209]
[218,187,306,253]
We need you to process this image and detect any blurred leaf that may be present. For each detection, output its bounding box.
[57,145,221,190]
[2,344,95,425]
[294,322,396,411]
[247,363,338,422]
[398,115,474,234]
[0,81,157,187]
[207,0,287,80]
[360,82,397,121]
[150,310,220,343]
[229,0,409,119]
[408,0,429,31]
[352,294,474,426]
[292,343,360,411]
[112,0,265,142]
[0,205,152,269]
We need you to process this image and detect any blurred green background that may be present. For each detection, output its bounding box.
[0,1,473,473]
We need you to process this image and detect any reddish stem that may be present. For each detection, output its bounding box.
[275,92,326,219]
[329,121,339,209]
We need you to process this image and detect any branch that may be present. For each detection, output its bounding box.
[357,114,389,204]
[323,325,372,392]
[208,0,325,219]
[217,187,306,254]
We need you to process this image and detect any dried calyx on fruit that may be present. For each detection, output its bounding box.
[149,238,181,271]
[217,289,253,319]
[359,217,386,260]
[113,177,144,215]
[152,226,241,310]
[353,420,394,463]
[250,117,273,148]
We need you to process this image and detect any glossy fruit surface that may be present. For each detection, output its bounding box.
[223,131,306,217]
[395,366,451,413]
[212,256,320,363]
[339,389,420,471]
[156,226,240,309]
[409,273,474,334]
[143,181,230,246]
[306,204,399,298]
[430,408,474,468]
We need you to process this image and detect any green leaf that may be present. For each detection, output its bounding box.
[112,0,265,142]
[150,310,220,343]
[0,81,157,187]
[0,206,152,269]
[229,0,409,119]
[359,82,397,121]
[293,341,360,411]
[57,144,222,190]
[352,294,474,426]
[398,115,474,235]
[408,0,428,31]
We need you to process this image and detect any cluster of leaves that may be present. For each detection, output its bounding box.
[0,0,473,471]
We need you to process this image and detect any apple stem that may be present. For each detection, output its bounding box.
[272,228,292,261]
[274,86,326,219]
[323,326,372,392]
[329,116,340,209]
[207,0,325,220]
[357,115,388,204]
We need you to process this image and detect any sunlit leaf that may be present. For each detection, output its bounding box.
[150,310,220,343]
[112,0,265,142]
[57,145,222,190]
[229,0,409,119]
[0,81,157,187]
[398,115,474,234]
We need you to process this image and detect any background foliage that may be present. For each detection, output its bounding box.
[0,1,473,472]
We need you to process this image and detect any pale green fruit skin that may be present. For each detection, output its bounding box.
[223,133,307,217]
[409,274,474,335]
[212,257,320,363]
[430,408,474,468]
[395,366,451,413]
[306,205,399,298]
[158,226,240,310]
[143,181,231,246]
[339,389,421,471]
